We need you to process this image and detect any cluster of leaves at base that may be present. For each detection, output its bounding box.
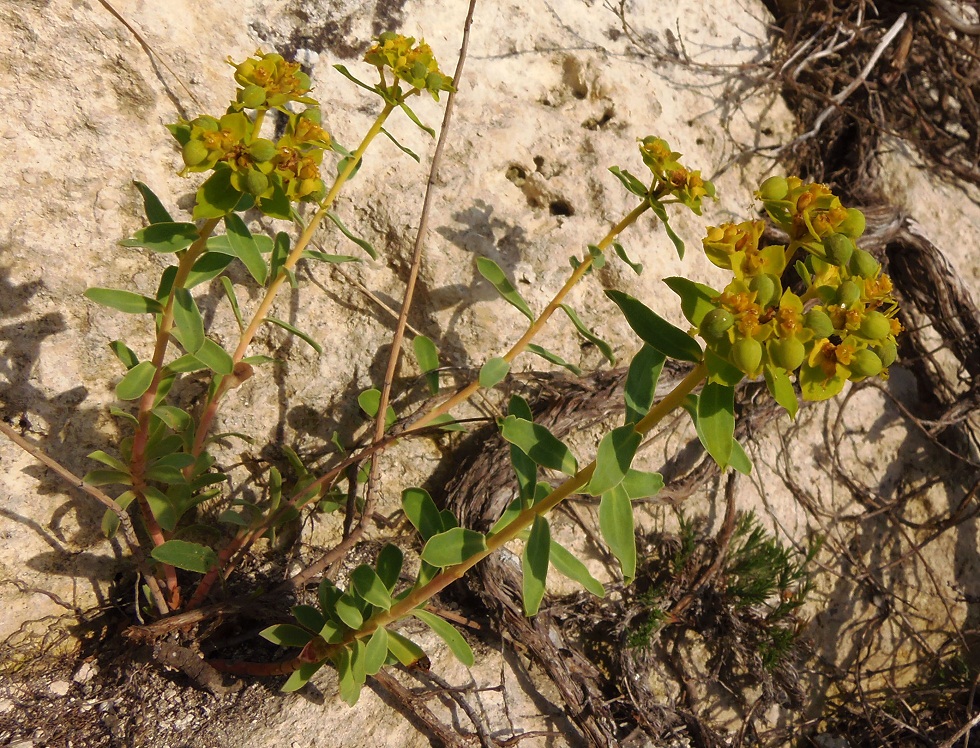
[627,512,818,672]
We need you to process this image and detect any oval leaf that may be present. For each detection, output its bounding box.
[413,334,440,395]
[696,382,735,469]
[119,222,198,253]
[84,288,163,315]
[599,484,636,583]
[476,257,534,321]
[588,425,641,497]
[115,361,157,401]
[663,277,721,326]
[351,565,392,610]
[420,528,488,568]
[479,357,510,389]
[260,623,315,648]
[133,181,173,224]
[172,288,205,354]
[522,515,550,616]
[621,469,664,500]
[224,213,268,285]
[606,290,702,363]
[412,609,474,668]
[363,627,389,676]
[150,539,218,573]
[402,488,444,541]
[549,540,605,597]
[624,344,666,425]
[500,416,578,476]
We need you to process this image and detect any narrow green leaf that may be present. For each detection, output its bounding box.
[326,212,377,259]
[165,354,207,374]
[193,168,242,220]
[413,335,440,395]
[300,250,359,264]
[185,252,234,289]
[281,661,323,692]
[479,357,510,389]
[363,627,388,676]
[194,338,234,376]
[333,64,379,94]
[402,487,444,541]
[109,340,139,370]
[729,438,753,475]
[599,484,636,582]
[172,288,205,353]
[82,469,132,487]
[351,565,392,610]
[220,276,244,332]
[608,166,648,197]
[500,416,578,476]
[376,544,404,591]
[207,233,274,255]
[109,406,138,425]
[264,317,322,354]
[649,201,685,259]
[624,344,665,425]
[489,496,524,536]
[526,344,582,375]
[412,609,474,667]
[560,305,615,365]
[549,540,605,597]
[476,257,534,321]
[269,231,289,282]
[508,396,537,504]
[87,450,128,471]
[115,361,156,401]
[421,528,488,568]
[119,222,199,253]
[621,469,664,500]
[150,539,218,573]
[386,630,428,668]
[156,265,177,301]
[84,288,163,315]
[102,490,135,538]
[260,623,315,647]
[663,277,721,326]
[613,241,642,274]
[133,181,172,224]
[224,214,268,285]
[380,127,420,162]
[343,645,366,701]
[606,290,703,363]
[522,515,550,616]
[764,364,799,420]
[218,509,250,526]
[696,382,735,469]
[151,405,192,432]
[588,425,641,496]
[398,100,435,137]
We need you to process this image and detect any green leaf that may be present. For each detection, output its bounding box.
[599,484,636,583]
[649,201,685,259]
[119,222,199,253]
[729,438,753,475]
[386,630,428,668]
[109,406,138,425]
[508,396,537,505]
[102,490,136,538]
[363,627,389,676]
[522,515,550,616]
[172,288,204,353]
[84,288,163,315]
[194,338,234,376]
[344,644,367,702]
[606,290,703,363]
[281,661,323,693]
[376,544,404,591]
[269,231,290,282]
[489,497,524,536]
[398,100,435,137]
[402,487,444,541]
[351,565,393,610]
[133,181,172,224]
[82,469,132,487]
[663,277,721,326]
[291,604,326,633]
[696,382,735,469]
[151,405,192,432]
[588,425,641,496]
[186,252,234,289]
[413,335,440,395]
[301,250,359,264]
[165,354,207,374]
[357,388,396,428]
[87,450,128,471]
[560,305,615,365]
[115,361,156,401]
[108,340,139,370]
[224,214,268,286]
[260,624,315,647]
[608,166,648,197]
[333,593,364,630]
[476,257,534,321]
[526,344,582,375]
[326,212,377,259]
[624,344,665,425]
[380,127,420,162]
[264,316,322,354]
[764,364,799,420]
[705,347,745,387]
[479,357,510,389]
[549,540,605,597]
[412,609,474,667]
[333,64,380,94]
[150,539,218,573]
[421,528,488,568]
[193,168,242,219]
[621,469,664,499]
[207,233,274,255]
[500,416,578,476]
[613,241,642,274]
[220,276,244,331]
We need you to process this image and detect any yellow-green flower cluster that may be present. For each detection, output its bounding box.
[696,177,902,401]
[364,32,453,100]
[638,137,714,215]
[228,51,316,110]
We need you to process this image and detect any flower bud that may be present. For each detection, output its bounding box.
[803,309,835,338]
[849,248,879,279]
[876,339,898,367]
[850,348,883,378]
[247,138,277,163]
[758,175,789,201]
[732,337,763,374]
[859,310,891,341]
[245,169,270,195]
[835,280,862,307]
[749,274,778,308]
[824,233,854,267]
[182,140,210,167]
[768,337,806,371]
[837,207,866,238]
[700,308,735,341]
[239,84,266,109]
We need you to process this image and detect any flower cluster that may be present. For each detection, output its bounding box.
[167,53,332,214]
[638,137,715,215]
[695,177,901,401]
[364,32,454,100]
